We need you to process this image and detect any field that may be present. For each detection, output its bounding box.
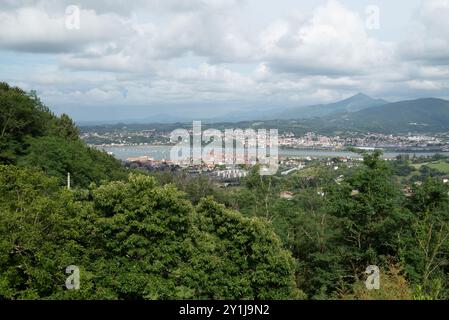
[411,160,449,174]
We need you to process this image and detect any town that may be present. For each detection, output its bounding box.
[80,125,449,152]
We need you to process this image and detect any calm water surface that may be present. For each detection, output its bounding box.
[99,145,449,161]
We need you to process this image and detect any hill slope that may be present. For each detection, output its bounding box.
[273,93,388,120]
[333,98,449,132]
[0,82,127,187]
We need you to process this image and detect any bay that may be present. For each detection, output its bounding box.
[98,145,449,161]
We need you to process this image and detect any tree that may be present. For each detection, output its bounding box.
[0,170,302,300]
[326,152,411,267]
[190,197,303,299]
[401,178,449,299]
[241,165,281,219]
[0,165,94,299]
[55,114,80,141]
[0,83,55,163]
[19,136,127,188]
[340,264,412,300]
[89,176,301,299]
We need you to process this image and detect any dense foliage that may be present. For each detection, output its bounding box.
[1,83,448,300]
[0,83,299,299]
[0,167,300,299]
[0,82,126,187]
[166,153,449,299]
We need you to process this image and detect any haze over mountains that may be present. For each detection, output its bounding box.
[331,97,449,132]
[78,93,449,133]
[267,93,389,120]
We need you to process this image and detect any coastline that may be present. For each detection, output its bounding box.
[94,144,449,161]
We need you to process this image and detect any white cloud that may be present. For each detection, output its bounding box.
[61,53,133,72]
[1,0,449,120]
[0,6,132,53]
[260,0,394,76]
[407,80,444,91]
[400,0,449,64]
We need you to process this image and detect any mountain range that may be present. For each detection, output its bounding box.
[269,93,388,120]
[328,97,449,132]
[78,93,449,133]
[226,93,449,133]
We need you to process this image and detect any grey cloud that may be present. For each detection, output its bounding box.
[399,0,449,65]
[0,6,134,53]
[260,0,393,77]
[2,0,449,121]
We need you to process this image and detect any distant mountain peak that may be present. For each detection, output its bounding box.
[268,93,388,120]
[335,96,449,133]
[346,92,373,101]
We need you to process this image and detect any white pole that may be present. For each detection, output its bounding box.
[67,172,71,190]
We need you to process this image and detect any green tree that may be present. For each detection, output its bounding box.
[0,170,302,300]
[0,165,95,299]
[326,151,411,271]
[401,178,449,299]
[0,83,55,163]
[189,197,303,299]
[19,136,127,188]
[340,264,412,300]
[89,175,301,299]
[54,114,80,141]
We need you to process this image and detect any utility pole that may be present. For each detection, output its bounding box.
[67,172,71,190]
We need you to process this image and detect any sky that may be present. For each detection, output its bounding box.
[1,0,449,122]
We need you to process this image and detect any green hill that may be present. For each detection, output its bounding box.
[253,96,449,134]
[0,82,127,187]
[0,82,300,300]
[279,97,449,134]
[274,93,388,120]
[338,98,449,133]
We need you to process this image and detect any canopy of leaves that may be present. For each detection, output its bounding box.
[0,82,127,188]
[2,83,449,300]
[0,167,300,299]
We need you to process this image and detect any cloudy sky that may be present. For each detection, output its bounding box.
[1,0,449,122]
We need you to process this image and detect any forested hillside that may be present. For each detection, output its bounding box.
[0,83,300,299]
[336,98,449,133]
[1,83,449,300]
[0,83,127,187]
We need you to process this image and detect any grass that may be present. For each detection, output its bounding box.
[427,161,449,174]
[411,160,449,174]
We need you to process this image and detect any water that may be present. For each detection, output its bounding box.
[98,145,449,161]
[102,145,172,161]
